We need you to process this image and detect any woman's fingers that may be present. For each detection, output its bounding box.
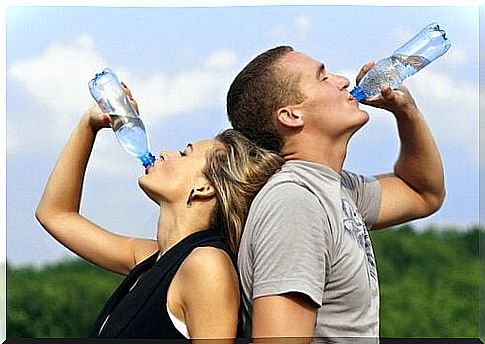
[86,102,111,131]
[121,81,139,114]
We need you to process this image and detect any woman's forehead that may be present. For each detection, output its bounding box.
[192,139,220,152]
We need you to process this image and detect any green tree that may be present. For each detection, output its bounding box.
[371,225,479,338]
[7,259,122,337]
[6,226,481,338]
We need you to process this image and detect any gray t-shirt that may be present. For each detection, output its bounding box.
[238,160,381,341]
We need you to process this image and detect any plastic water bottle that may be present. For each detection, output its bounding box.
[88,68,156,168]
[350,22,451,102]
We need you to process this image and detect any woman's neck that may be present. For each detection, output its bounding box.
[156,202,213,255]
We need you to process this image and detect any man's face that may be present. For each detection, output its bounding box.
[278,51,369,140]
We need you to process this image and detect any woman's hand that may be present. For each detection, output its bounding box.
[84,81,139,133]
[84,102,111,133]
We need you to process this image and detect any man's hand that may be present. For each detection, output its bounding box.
[355,61,419,117]
[355,61,445,230]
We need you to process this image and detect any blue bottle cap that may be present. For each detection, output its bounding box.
[140,153,156,168]
[350,86,368,102]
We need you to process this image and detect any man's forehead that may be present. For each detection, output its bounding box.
[279,51,322,73]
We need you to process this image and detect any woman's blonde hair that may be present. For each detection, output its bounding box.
[203,129,284,256]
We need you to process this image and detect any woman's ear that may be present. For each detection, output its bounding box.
[190,177,216,201]
[275,107,304,128]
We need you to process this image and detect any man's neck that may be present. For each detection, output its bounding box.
[282,135,349,174]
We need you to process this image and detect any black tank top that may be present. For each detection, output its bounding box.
[90,229,236,339]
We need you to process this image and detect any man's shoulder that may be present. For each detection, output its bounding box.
[248,168,326,227]
[254,167,317,204]
[341,169,376,187]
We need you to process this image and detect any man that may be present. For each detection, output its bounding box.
[226,46,445,341]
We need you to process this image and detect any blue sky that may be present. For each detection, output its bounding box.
[4,3,480,269]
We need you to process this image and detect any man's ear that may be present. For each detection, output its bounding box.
[276,107,304,128]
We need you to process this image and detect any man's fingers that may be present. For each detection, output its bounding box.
[381,86,394,99]
[355,61,375,84]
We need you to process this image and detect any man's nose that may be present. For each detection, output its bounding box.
[331,74,350,90]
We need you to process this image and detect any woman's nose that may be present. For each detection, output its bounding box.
[159,151,170,160]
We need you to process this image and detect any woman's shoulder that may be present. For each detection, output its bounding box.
[180,246,236,282]
[176,246,237,293]
[169,245,240,338]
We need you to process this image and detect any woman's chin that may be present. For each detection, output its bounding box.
[138,175,148,191]
[138,178,159,204]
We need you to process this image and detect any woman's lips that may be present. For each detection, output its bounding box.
[145,164,156,175]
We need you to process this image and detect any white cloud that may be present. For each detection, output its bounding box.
[445,45,467,65]
[269,15,313,42]
[295,15,312,34]
[204,49,238,69]
[121,48,238,128]
[406,69,478,163]
[130,52,237,126]
[8,35,239,155]
[10,34,105,119]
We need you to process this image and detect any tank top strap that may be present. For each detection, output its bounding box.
[90,250,160,334]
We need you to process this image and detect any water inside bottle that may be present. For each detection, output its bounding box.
[110,115,150,158]
[359,54,431,97]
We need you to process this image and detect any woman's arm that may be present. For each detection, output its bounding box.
[35,103,157,275]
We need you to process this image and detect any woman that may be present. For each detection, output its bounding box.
[35,86,283,340]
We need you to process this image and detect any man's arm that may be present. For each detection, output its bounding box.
[252,293,317,342]
[366,85,445,229]
[246,182,328,341]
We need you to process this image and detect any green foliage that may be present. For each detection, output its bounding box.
[370,225,480,338]
[6,226,481,338]
[7,259,122,337]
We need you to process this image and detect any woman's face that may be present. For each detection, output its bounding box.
[138,139,217,205]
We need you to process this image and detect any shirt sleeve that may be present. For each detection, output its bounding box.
[341,170,382,230]
[248,181,331,307]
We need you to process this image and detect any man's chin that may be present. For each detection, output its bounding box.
[355,109,370,129]
[347,112,370,137]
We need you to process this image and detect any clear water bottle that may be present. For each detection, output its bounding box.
[88,68,156,168]
[350,22,451,102]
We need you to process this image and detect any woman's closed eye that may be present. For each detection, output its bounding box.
[179,143,193,157]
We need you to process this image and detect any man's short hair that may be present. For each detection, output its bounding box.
[226,46,306,152]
